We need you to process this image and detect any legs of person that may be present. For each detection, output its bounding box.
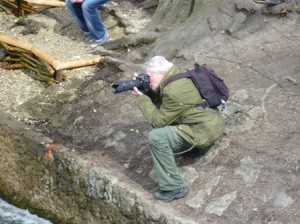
[65,0,89,32]
[148,126,191,192]
[81,0,110,40]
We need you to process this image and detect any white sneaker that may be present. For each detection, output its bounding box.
[84,35,95,43]
[90,33,112,48]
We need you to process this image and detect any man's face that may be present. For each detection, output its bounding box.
[145,67,164,91]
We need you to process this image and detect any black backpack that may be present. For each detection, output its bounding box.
[165,63,229,109]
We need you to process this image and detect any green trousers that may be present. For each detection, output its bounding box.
[148,126,192,191]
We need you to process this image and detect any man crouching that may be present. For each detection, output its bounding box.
[132,56,225,202]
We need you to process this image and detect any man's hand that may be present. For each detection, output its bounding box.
[71,0,84,3]
[132,87,144,96]
[131,73,144,96]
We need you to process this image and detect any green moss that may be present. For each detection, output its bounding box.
[0,126,151,224]
[0,179,62,224]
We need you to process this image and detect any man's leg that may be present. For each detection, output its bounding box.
[148,126,191,193]
[65,0,89,32]
[81,0,110,40]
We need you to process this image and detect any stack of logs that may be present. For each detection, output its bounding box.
[0,35,101,84]
[0,40,59,84]
[0,0,65,16]
[0,1,102,84]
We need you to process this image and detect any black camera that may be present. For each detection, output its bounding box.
[112,74,151,94]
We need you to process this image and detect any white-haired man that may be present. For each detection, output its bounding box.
[132,56,225,202]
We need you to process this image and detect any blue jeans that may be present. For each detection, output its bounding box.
[66,0,110,40]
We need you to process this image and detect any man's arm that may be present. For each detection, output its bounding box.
[135,87,190,128]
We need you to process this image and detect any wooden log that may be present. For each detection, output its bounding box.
[55,69,64,82]
[30,4,51,10]
[0,34,60,68]
[0,35,102,81]
[5,0,65,7]
[24,0,65,7]
[2,63,24,69]
[56,56,101,70]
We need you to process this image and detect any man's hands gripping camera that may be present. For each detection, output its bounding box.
[132,73,144,96]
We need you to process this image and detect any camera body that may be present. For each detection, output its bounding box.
[112,74,151,94]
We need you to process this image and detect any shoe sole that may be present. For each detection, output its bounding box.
[155,188,189,202]
[90,37,112,48]
[84,36,95,43]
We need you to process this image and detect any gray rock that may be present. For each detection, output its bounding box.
[225,113,255,134]
[186,189,206,209]
[205,191,237,216]
[197,138,230,167]
[231,89,249,102]
[186,176,222,209]
[179,166,199,185]
[247,106,264,120]
[234,156,263,187]
[273,192,294,208]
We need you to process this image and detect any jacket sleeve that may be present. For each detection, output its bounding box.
[135,86,192,128]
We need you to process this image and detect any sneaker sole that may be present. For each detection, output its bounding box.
[155,188,189,202]
[90,37,112,48]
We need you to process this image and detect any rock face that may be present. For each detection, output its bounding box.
[0,113,127,223]
[1,0,300,223]
[0,112,197,223]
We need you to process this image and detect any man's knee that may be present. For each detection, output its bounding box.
[148,127,170,145]
[148,129,160,144]
[81,1,94,11]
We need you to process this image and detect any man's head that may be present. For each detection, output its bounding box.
[145,56,173,91]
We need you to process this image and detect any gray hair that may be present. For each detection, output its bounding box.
[146,56,173,74]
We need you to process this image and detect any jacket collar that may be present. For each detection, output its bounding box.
[160,65,180,89]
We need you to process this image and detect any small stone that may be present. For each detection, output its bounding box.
[234,156,263,187]
[247,106,264,120]
[273,192,294,208]
[179,166,198,185]
[205,191,237,216]
[231,89,249,102]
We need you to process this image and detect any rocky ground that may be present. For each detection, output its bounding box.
[0,0,300,223]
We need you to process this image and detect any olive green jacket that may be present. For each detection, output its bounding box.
[135,65,225,147]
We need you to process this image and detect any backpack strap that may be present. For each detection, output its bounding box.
[164,65,209,109]
[164,71,192,86]
[165,63,203,86]
[164,63,203,86]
